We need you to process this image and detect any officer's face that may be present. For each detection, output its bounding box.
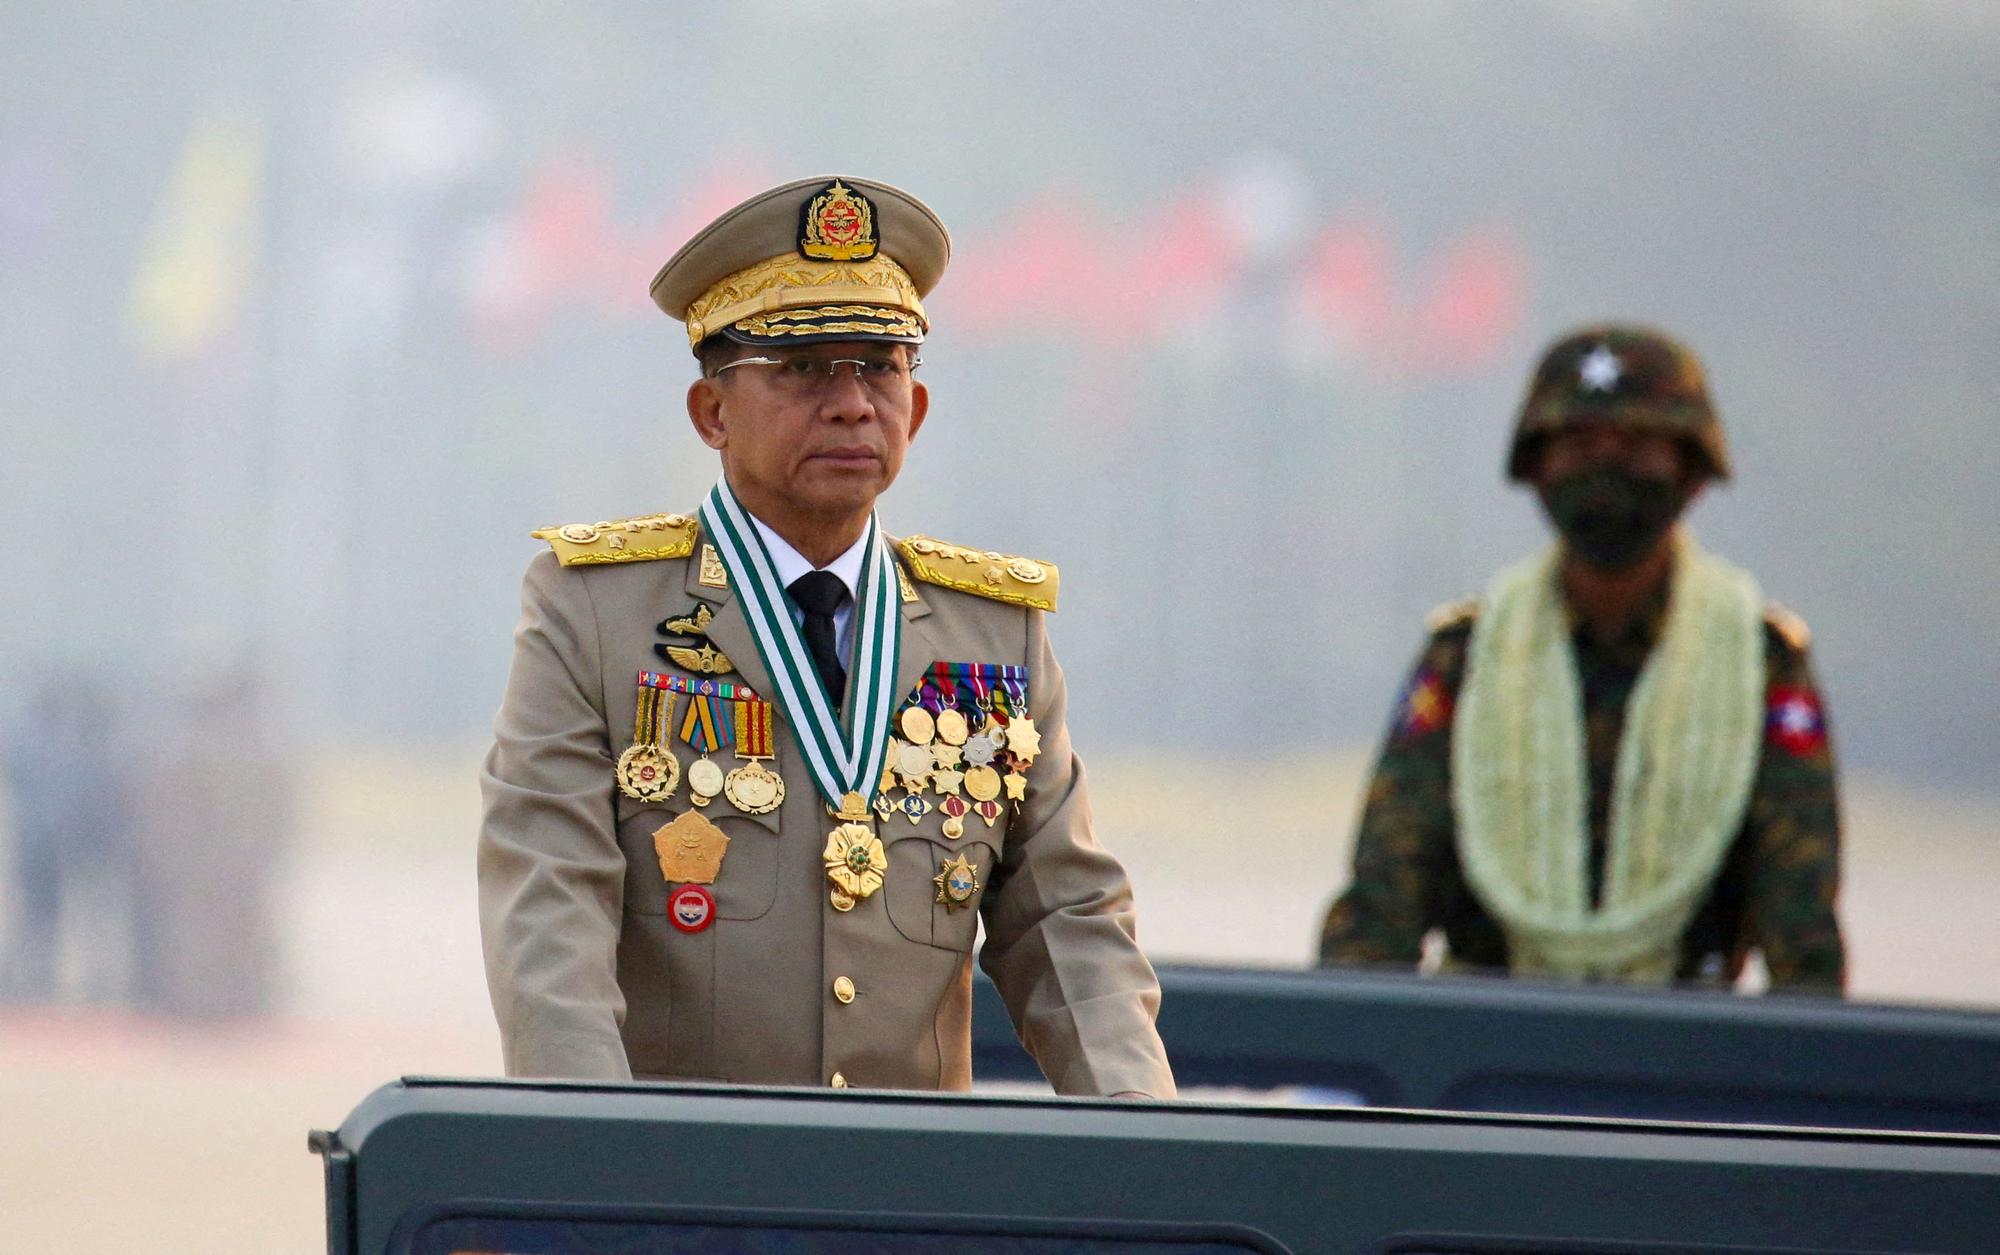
[687,340,929,526]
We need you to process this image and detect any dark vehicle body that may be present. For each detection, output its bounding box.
[315,966,2000,1254]
[974,965,2000,1133]
[315,1077,2000,1255]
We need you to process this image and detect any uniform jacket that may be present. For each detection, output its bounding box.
[1319,588,1845,993]
[478,518,1176,1095]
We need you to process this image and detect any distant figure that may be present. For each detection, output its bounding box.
[0,676,136,1002]
[127,664,291,1017]
[1319,326,1845,993]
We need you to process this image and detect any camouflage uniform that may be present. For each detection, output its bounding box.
[1318,593,1845,992]
[1319,324,1844,993]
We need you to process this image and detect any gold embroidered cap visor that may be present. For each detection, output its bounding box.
[651,175,951,353]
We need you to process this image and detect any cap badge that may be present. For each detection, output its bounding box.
[799,180,878,262]
[1578,344,1623,393]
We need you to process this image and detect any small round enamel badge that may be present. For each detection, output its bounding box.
[668,884,716,934]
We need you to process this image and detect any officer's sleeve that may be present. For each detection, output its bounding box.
[477,550,633,1079]
[1743,634,1846,994]
[976,609,1176,1099]
[1317,630,1465,967]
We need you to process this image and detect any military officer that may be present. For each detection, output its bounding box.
[1318,325,1845,993]
[478,176,1176,1095]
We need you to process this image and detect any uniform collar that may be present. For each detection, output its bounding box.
[1565,570,1673,663]
[748,513,868,605]
[680,513,938,713]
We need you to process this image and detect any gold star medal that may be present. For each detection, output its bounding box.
[933,853,981,912]
[1001,717,1041,767]
[895,739,935,794]
[874,741,901,819]
[616,684,681,803]
[654,809,731,885]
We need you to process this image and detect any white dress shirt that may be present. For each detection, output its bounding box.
[749,513,868,661]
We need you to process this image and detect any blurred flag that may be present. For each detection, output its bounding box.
[127,110,264,360]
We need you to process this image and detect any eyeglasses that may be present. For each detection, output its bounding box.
[712,352,921,396]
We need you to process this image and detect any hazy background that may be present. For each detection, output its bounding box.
[1,3,1997,1250]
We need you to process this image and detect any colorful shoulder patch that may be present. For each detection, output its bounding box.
[896,536,1059,612]
[532,512,700,567]
[1764,601,1812,651]
[1394,665,1455,739]
[1766,685,1828,757]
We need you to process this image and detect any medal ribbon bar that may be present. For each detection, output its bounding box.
[638,670,763,702]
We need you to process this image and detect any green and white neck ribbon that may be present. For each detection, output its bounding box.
[1452,530,1766,984]
[698,478,901,811]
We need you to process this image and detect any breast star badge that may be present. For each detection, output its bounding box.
[933,853,980,911]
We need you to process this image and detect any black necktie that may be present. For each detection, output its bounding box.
[787,571,849,711]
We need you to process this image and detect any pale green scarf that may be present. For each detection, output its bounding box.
[1452,533,1765,982]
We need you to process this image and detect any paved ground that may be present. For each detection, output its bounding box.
[2,748,1995,1253]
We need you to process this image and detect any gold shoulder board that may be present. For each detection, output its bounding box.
[531,512,700,567]
[896,536,1060,612]
[1764,601,1812,651]
[1426,597,1480,633]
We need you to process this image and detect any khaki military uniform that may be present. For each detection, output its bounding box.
[478,515,1175,1095]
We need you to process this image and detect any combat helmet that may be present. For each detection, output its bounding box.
[1506,324,1730,482]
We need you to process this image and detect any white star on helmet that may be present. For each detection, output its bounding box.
[1578,344,1622,393]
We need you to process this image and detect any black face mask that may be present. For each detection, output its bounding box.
[1538,467,1685,571]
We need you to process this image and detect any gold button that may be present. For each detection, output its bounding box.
[829,1072,848,1089]
[832,976,856,1004]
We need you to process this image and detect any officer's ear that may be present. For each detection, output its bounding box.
[906,379,929,443]
[688,377,727,451]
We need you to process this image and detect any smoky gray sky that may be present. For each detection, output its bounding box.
[2,1,1996,786]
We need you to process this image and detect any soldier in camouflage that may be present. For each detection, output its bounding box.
[1318,325,1844,993]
